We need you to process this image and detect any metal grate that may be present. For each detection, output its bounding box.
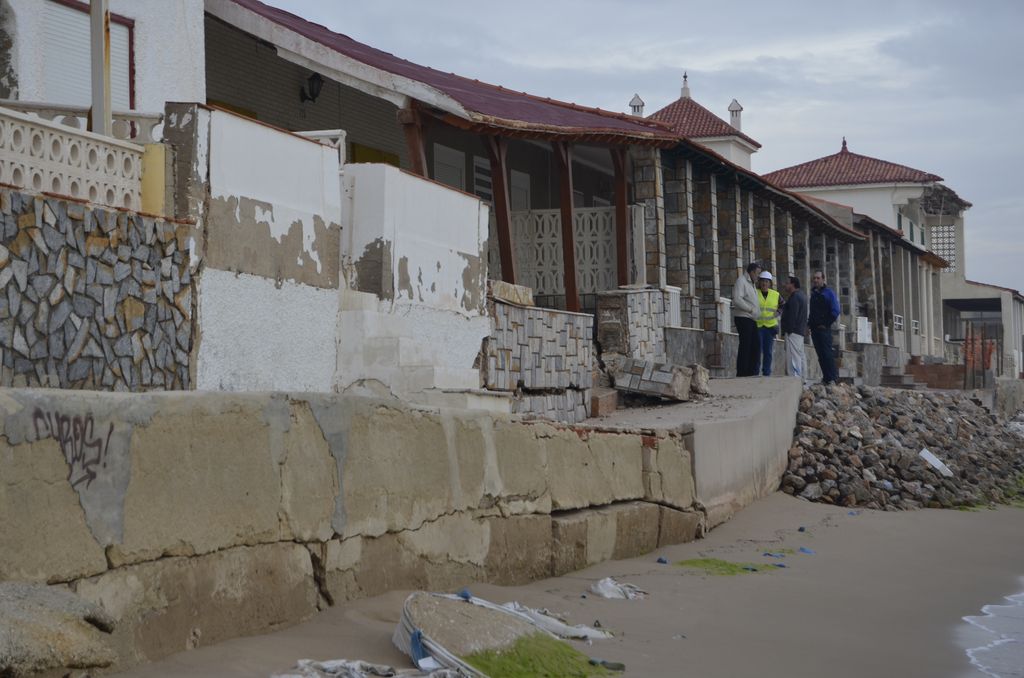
[931,223,956,272]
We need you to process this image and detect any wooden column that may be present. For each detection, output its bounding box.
[553,141,580,312]
[397,103,427,177]
[486,136,516,284]
[611,148,629,287]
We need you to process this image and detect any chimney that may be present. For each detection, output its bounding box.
[728,99,743,131]
[681,71,691,99]
[629,93,645,116]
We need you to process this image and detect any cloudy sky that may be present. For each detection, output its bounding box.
[267,0,1024,292]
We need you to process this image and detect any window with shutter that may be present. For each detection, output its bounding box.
[42,0,132,109]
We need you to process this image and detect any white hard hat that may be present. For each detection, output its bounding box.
[758,271,773,281]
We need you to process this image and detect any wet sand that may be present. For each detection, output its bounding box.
[113,494,1024,678]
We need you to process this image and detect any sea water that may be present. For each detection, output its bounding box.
[960,588,1024,678]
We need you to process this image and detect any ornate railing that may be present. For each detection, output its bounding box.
[0,99,163,144]
[297,128,347,166]
[488,206,620,297]
[0,104,145,210]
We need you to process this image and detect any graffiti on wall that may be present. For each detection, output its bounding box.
[32,408,114,489]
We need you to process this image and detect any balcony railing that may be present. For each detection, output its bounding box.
[0,99,163,144]
[0,104,146,210]
[487,204,644,299]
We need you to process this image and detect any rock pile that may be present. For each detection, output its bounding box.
[783,384,1024,510]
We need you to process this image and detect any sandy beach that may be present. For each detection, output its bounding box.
[113,493,1024,678]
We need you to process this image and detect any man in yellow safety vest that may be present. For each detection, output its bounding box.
[756,271,781,376]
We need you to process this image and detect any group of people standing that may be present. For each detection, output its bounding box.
[731,262,840,384]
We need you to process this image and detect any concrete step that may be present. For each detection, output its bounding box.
[879,375,925,390]
[413,388,514,414]
[837,376,863,386]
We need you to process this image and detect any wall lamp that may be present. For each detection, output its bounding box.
[300,72,324,103]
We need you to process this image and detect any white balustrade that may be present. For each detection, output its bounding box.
[297,129,347,166]
[0,99,163,144]
[0,104,144,210]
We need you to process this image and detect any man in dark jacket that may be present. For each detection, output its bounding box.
[780,276,808,380]
[808,270,841,385]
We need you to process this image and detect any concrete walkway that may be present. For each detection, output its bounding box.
[589,376,802,528]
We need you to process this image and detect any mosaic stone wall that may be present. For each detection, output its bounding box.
[482,298,593,423]
[0,189,193,389]
[596,287,674,363]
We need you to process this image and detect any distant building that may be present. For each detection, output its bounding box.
[648,74,761,169]
[766,140,1022,377]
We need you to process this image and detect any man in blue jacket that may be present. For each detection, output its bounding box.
[808,270,840,385]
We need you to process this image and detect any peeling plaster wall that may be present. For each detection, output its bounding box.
[0,388,697,672]
[206,109,341,288]
[342,163,487,315]
[4,0,204,110]
[195,268,338,392]
[336,163,491,396]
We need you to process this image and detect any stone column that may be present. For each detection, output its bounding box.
[830,236,841,301]
[717,174,742,302]
[663,156,699,327]
[745,190,756,268]
[883,239,895,345]
[802,222,812,289]
[753,195,775,275]
[775,206,794,281]
[692,166,720,332]
[839,239,855,324]
[631,147,666,289]
[865,230,881,342]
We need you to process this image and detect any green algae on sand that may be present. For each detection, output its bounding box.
[676,558,777,575]
[463,632,614,678]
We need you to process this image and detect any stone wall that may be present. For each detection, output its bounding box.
[705,332,786,378]
[0,189,193,390]
[481,298,594,422]
[596,287,680,363]
[852,342,885,386]
[665,326,706,366]
[0,388,697,672]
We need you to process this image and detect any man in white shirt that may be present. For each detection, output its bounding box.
[731,262,762,377]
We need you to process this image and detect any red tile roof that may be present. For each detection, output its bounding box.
[763,140,943,188]
[224,0,678,144]
[648,96,761,148]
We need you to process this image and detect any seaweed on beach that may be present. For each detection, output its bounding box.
[463,632,613,677]
[675,558,776,575]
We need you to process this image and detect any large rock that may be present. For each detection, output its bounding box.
[546,428,644,511]
[108,395,286,566]
[641,433,695,509]
[73,543,317,669]
[612,358,692,401]
[551,501,660,576]
[688,363,711,396]
[0,582,115,678]
[0,436,108,583]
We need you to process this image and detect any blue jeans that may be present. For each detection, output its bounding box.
[758,327,777,376]
[811,326,838,384]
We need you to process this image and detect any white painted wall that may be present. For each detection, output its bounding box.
[794,184,922,231]
[336,163,491,397]
[341,163,487,316]
[5,0,205,111]
[697,138,753,170]
[196,268,338,392]
[208,109,341,272]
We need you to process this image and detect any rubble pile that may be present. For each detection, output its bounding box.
[783,384,1024,510]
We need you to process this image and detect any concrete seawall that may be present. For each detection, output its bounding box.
[0,389,701,671]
